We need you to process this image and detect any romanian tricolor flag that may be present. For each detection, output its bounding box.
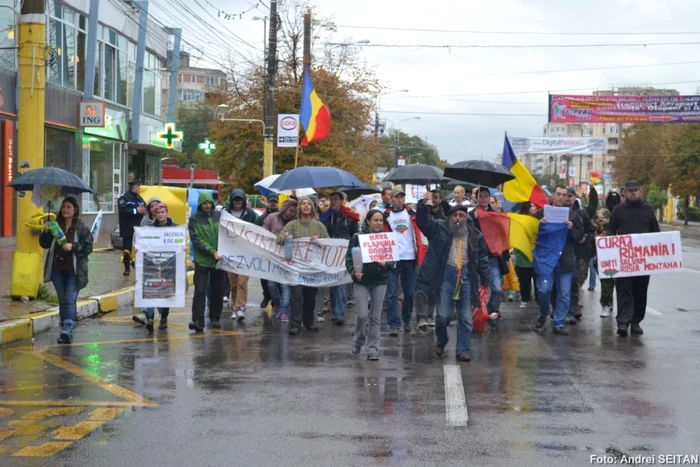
[299,66,331,147]
[501,133,549,209]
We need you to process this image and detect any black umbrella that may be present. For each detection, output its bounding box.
[8,166,93,194]
[443,160,514,188]
[382,164,444,185]
[336,184,380,199]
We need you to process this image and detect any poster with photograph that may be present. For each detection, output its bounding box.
[134,227,187,308]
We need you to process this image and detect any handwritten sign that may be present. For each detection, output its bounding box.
[359,232,399,263]
[217,212,351,286]
[596,231,683,279]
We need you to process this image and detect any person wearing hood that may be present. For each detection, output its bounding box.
[322,191,360,326]
[188,191,226,332]
[140,196,162,226]
[416,192,491,361]
[133,203,177,332]
[346,209,395,360]
[263,199,298,322]
[276,197,329,336]
[118,180,146,276]
[606,181,660,337]
[593,191,621,318]
[224,189,258,320]
[565,186,595,323]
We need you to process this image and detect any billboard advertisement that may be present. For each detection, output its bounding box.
[509,136,608,154]
[549,94,700,124]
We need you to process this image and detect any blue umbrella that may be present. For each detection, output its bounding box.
[269,166,364,191]
[8,167,93,194]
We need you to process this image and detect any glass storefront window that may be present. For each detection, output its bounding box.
[143,70,156,116]
[104,44,115,101]
[117,50,128,105]
[45,128,73,171]
[82,138,122,214]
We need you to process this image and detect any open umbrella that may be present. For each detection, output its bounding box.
[269,166,363,191]
[254,174,316,198]
[443,160,514,188]
[8,167,93,211]
[336,184,380,199]
[382,164,444,185]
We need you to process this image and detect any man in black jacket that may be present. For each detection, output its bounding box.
[566,187,595,322]
[224,189,258,320]
[533,185,584,335]
[118,180,146,276]
[606,180,661,337]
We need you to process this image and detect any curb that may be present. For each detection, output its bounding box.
[1,269,196,347]
[660,225,700,241]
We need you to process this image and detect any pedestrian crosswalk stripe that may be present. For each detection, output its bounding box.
[444,365,468,427]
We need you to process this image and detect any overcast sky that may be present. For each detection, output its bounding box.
[166,0,700,164]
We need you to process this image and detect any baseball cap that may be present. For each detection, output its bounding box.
[391,187,406,197]
[624,180,641,191]
[566,187,577,196]
[267,194,279,202]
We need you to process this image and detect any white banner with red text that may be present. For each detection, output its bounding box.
[216,212,351,286]
[595,231,683,279]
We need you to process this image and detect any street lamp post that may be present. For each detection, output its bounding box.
[252,16,268,75]
[217,104,267,174]
[395,117,421,167]
[376,89,408,137]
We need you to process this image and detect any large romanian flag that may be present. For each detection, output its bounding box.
[299,66,331,147]
[501,134,549,209]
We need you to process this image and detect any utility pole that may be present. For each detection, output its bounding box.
[262,0,277,178]
[303,10,311,66]
[374,112,379,138]
[12,0,46,298]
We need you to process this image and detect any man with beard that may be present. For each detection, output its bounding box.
[607,181,660,336]
[415,189,447,330]
[416,192,491,360]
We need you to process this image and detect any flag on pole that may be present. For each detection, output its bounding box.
[501,133,549,208]
[299,66,331,147]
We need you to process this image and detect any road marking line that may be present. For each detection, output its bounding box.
[0,407,14,419]
[13,442,72,457]
[0,445,8,454]
[0,382,91,393]
[683,268,700,275]
[646,307,662,316]
[21,408,84,420]
[443,365,468,427]
[0,401,154,407]
[88,408,124,421]
[52,421,105,441]
[21,352,158,408]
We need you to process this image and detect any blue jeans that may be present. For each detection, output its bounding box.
[536,265,573,329]
[385,260,417,328]
[436,265,472,354]
[144,308,170,320]
[268,281,291,314]
[487,257,503,314]
[51,269,78,327]
[588,256,597,289]
[330,283,352,320]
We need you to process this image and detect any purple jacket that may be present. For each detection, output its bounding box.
[263,199,298,234]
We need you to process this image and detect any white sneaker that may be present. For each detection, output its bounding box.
[600,306,611,318]
[237,307,246,321]
[519,301,529,309]
[231,310,238,320]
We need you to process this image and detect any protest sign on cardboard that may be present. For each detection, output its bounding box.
[596,231,682,279]
[358,232,400,263]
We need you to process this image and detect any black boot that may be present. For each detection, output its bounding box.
[123,251,131,276]
[159,311,169,330]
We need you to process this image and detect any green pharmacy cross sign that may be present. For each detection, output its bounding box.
[157,123,183,149]
[198,139,216,155]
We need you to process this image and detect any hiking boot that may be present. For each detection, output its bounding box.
[389,328,399,337]
[417,317,428,329]
[600,306,612,318]
[158,317,168,330]
[132,313,147,325]
[146,319,154,333]
[533,316,547,332]
[433,345,445,358]
[456,353,471,362]
[260,298,271,309]
[617,323,629,337]
[288,327,300,336]
[566,315,577,325]
[188,321,204,333]
[553,327,569,336]
[631,323,644,335]
[211,320,221,329]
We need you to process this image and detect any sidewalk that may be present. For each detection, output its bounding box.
[660,220,700,240]
[0,244,133,321]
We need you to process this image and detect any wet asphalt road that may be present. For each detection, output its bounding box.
[1,239,699,466]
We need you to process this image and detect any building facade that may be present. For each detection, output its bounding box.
[0,0,169,237]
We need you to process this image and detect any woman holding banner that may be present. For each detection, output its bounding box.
[346,209,395,360]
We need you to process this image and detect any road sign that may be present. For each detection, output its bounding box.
[602,172,613,181]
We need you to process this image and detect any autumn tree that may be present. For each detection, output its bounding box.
[613,124,678,189]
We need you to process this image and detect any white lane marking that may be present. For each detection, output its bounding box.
[683,268,700,275]
[444,365,468,427]
[646,307,662,316]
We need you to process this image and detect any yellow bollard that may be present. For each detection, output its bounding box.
[11,15,47,299]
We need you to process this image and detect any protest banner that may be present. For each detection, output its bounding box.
[596,231,683,279]
[359,232,399,263]
[134,227,187,308]
[217,212,351,286]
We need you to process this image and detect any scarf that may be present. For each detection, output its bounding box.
[320,205,360,223]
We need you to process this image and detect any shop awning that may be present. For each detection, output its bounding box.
[129,143,168,153]
[162,178,222,185]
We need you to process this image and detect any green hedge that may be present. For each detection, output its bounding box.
[677,206,700,222]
